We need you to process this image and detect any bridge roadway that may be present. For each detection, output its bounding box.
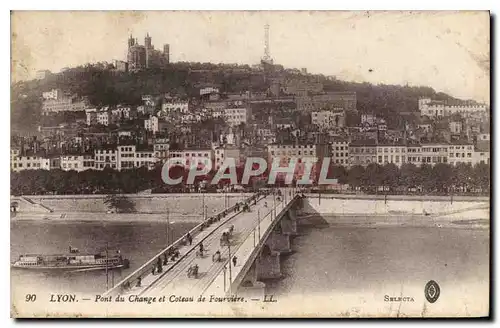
[116,189,292,298]
[143,191,288,298]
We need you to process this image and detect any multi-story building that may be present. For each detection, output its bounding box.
[311,109,345,128]
[200,87,220,96]
[10,148,20,165]
[85,108,98,126]
[331,139,349,166]
[94,147,118,170]
[473,143,490,165]
[42,89,60,100]
[361,114,376,125]
[169,149,213,169]
[214,146,242,169]
[419,143,449,165]
[406,144,422,166]
[449,121,462,134]
[270,77,324,97]
[297,92,357,112]
[448,143,474,166]
[111,106,132,121]
[144,116,159,133]
[376,142,407,167]
[11,154,51,172]
[116,144,157,170]
[419,98,487,117]
[348,139,377,166]
[41,89,88,115]
[267,143,318,182]
[153,138,170,161]
[60,154,94,172]
[97,110,112,126]
[134,146,157,170]
[224,107,249,126]
[116,145,136,170]
[161,100,189,114]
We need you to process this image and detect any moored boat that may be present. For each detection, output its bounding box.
[12,247,130,271]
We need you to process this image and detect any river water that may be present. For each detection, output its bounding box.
[11,220,197,295]
[265,217,490,316]
[11,215,490,316]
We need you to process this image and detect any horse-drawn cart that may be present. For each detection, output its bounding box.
[220,225,234,246]
[187,264,199,278]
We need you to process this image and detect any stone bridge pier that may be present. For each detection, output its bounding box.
[236,207,299,298]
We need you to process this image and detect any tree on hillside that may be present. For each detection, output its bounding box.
[103,194,136,213]
[432,163,453,192]
[348,165,365,190]
[400,163,420,188]
[382,163,400,189]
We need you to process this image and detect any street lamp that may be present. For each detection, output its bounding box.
[257,209,261,240]
[223,265,227,292]
[227,243,232,294]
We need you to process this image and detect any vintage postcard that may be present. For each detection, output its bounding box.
[10,10,490,318]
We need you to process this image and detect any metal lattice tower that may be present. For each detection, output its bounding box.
[262,24,273,64]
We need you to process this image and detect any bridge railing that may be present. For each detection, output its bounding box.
[227,193,300,293]
[103,192,263,297]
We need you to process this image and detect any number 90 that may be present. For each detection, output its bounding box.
[25,294,36,302]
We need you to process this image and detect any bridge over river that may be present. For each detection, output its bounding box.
[104,188,302,299]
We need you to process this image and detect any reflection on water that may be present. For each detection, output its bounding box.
[11,220,197,294]
[267,220,489,298]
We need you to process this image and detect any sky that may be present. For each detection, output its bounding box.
[11,11,490,103]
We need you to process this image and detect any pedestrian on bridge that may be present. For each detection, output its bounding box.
[163,253,168,265]
[157,257,163,274]
[232,256,238,267]
[186,232,193,245]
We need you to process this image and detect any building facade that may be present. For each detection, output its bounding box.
[41,89,87,115]
[127,33,170,71]
[11,155,51,172]
[144,116,159,133]
[297,92,357,112]
[224,107,249,126]
[311,110,345,128]
[331,139,349,166]
[419,98,487,117]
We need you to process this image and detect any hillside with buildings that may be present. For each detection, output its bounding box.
[10,28,490,197]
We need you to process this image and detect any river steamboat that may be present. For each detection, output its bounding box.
[12,246,130,272]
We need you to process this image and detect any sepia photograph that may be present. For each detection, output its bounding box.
[9,10,490,318]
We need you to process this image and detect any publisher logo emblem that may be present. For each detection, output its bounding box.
[424,280,440,303]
